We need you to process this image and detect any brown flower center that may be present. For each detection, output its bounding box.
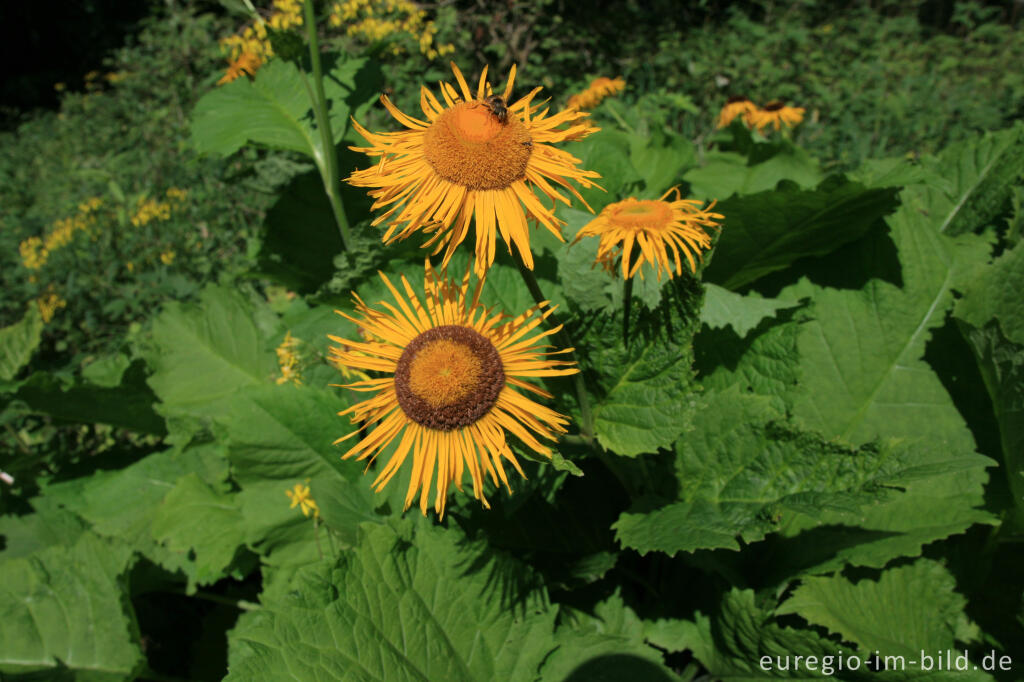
[394,325,505,431]
[423,101,533,191]
[763,101,784,111]
[607,199,673,232]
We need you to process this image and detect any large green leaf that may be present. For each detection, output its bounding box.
[703,175,900,290]
[956,240,1024,346]
[700,283,799,338]
[923,124,1024,236]
[191,56,382,159]
[954,242,1024,527]
[145,285,276,422]
[16,360,166,434]
[42,444,231,587]
[684,146,822,200]
[589,279,703,456]
[563,130,643,211]
[218,383,382,597]
[225,520,672,681]
[778,559,977,656]
[0,532,143,680]
[0,305,42,382]
[785,185,991,451]
[612,389,992,557]
[696,309,802,413]
[666,588,992,681]
[151,473,248,585]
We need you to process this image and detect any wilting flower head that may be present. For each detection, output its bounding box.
[329,262,578,517]
[716,95,757,128]
[745,100,805,131]
[218,52,263,85]
[347,63,601,276]
[567,76,626,110]
[573,188,723,280]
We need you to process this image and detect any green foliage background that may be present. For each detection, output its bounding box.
[1,1,1023,680]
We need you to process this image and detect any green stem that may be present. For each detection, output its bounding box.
[511,253,595,439]
[622,274,634,345]
[169,588,260,611]
[604,100,634,134]
[302,0,352,250]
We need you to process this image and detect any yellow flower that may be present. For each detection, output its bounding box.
[329,262,579,518]
[165,187,188,204]
[36,290,67,323]
[131,197,172,227]
[20,236,47,270]
[275,331,302,385]
[566,76,626,110]
[217,52,263,85]
[285,483,320,517]
[745,100,805,132]
[716,95,757,128]
[573,188,723,280]
[348,63,600,276]
[160,250,176,265]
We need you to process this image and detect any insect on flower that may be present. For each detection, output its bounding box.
[478,94,510,124]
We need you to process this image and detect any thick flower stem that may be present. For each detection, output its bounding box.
[512,253,595,439]
[622,248,637,344]
[622,275,634,344]
[302,0,352,250]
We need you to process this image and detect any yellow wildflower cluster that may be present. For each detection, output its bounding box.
[36,289,68,323]
[129,189,185,227]
[165,187,188,204]
[286,482,319,517]
[130,198,172,227]
[275,331,303,385]
[329,0,454,59]
[219,0,305,84]
[567,76,626,110]
[20,198,104,271]
[160,251,177,265]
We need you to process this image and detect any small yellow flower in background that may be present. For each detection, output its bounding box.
[105,71,128,84]
[126,262,135,273]
[54,82,66,92]
[286,482,320,517]
[329,0,454,59]
[165,187,188,204]
[19,201,104,271]
[20,237,46,271]
[574,187,723,280]
[160,250,176,265]
[36,290,67,323]
[275,331,303,385]
[716,95,757,128]
[745,100,805,132]
[78,197,104,214]
[329,262,579,518]
[131,197,172,227]
[567,76,626,110]
[348,62,601,276]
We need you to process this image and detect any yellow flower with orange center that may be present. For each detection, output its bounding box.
[567,76,626,110]
[329,261,579,517]
[573,188,723,280]
[716,95,758,128]
[347,63,601,276]
[745,100,805,131]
